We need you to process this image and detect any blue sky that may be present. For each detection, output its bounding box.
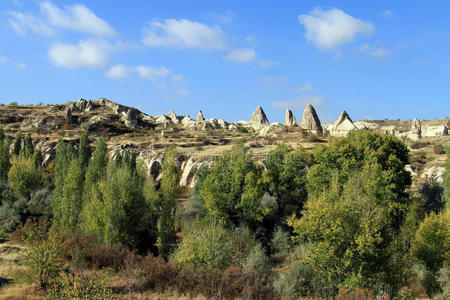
[0,0,449,123]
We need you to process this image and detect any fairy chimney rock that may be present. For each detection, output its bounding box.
[250,106,269,125]
[167,109,180,124]
[197,110,205,121]
[299,104,322,135]
[285,109,297,126]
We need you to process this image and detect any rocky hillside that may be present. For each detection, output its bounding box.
[1,98,448,189]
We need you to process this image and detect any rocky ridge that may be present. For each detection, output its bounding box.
[0,97,448,188]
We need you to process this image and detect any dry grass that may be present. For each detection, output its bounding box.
[113,291,209,300]
[0,285,45,300]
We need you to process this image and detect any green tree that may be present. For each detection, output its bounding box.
[265,144,314,222]
[307,130,411,228]
[412,209,450,297]
[157,145,178,258]
[24,132,34,157]
[103,164,146,248]
[290,162,410,298]
[198,143,269,226]
[80,139,108,236]
[0,126,5,143]
[78,131,91,170]
[0,138,11,180]
[444,146,450,202]
[57,159,84,229]
[32,146,43,169]
[13,131,22,156]
[8,157,44,199]
[52,141,75,225]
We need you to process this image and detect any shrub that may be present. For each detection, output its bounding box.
[9,101,18,106]
[174,218,233,271]
[8,157,44,199]
[413,210,450,297]
[0,203,20,232]
[238,127,248,133]
[48,268,113,300]
[27,188,53,215]
[18,222,64,289]
[61,232,131,272]
[434,265,450,300]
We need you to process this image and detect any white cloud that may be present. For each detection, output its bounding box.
[0,57,7,63]
[105,64,131,79]
[358,43,392,58]
[211,10,235,24]
[9,1,115,37]
[135,65,171,82]
[266,76,287,85]
[142,19,225,50]
[298,8,374,50]
[175,88,191,97]
[272,95,324,110]
[381,10,393,18]
[39,1,116,36]
[8,11,55,36]
[106,64,184,85]
[48,40,110,68]
[294,82,314,92]
[226,48,256,62]
[17,62,26,68]
[171,74,184,82]
[225,48,277,67]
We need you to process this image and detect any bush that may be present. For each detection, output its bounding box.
[8,157,44,199]
[174,218,233,271]
[238,127,248,133]
[61,231,131,272]
[273,246,314,298]
[18,222,64,289]
[413,210,450,297]
[48,268,113,300]
[0,203,20,232]
[27,187,53,215]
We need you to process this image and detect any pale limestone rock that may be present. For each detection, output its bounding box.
[167,110,180,124]
[250,106,269,125]
[197,110,205,121]
[285,109,297,126]
[408,118,422,140]
[421,166,445,184]
[421,124,448,137]
[299,104,322,135]
[180,158,195,187]
[329,110,357,137]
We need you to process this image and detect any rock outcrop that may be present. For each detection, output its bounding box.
[284,109,297,126]
[250,106,269,125]
[197,111,205,121]
[408,118,422,140]
[167,110,180,124]
[124,108,139,128]
[299,104,322,135]
[328,110,357,137]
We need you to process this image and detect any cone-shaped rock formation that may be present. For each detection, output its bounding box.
[250,106,269,124]
[197,110,205,121]
[299,104,322,135]
[285,109,297,126]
